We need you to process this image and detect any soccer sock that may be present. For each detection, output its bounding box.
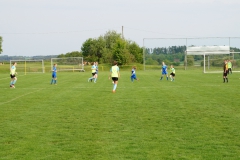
[223,78,225,82]
[13,80,17,85]
[51,79,54,84]
[94,78,97,82]
[10,81,13,85]
[167,77,168,80]
[226,78,228,82]
[54,80,57,84]
[113,84,117,91]
[131,77,133,82]
[160,76,163,80]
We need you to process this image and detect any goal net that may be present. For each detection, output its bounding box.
[51,57,84,72]
[10,60,45,75]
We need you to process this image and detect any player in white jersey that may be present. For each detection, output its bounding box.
[109,61,120,93]
[88,62,97,82]
[94,62,99,83]
[10,62,17,88]
[169,65,175,81]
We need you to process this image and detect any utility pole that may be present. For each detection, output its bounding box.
[122,26,124,39]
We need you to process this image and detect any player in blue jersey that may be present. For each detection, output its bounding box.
[160,61,168,80]
[51,64,57,85]
[10,62,17,88]
[88,62,97,82]
[131,66,139,82]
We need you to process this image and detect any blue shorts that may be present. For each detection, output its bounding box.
[52,73,57,78]
[162,71,168,75]
[131,75,137,79]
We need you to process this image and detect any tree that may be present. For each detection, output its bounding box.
[81,37,105,62]
[0,36,3,54]
[80,30,143,64]
[104,30,122,50]
[112,39,127,65]
[81,38,94,61]
[127,41,143,63]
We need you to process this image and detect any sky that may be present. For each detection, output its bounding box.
[0,0,240,56]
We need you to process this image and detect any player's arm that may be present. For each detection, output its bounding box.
[117,67,120,78]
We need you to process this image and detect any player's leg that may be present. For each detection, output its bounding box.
[223,72,226,83]
[88,73,94,82]
[170,73,172,81]
[10,75,13,87]
[160,74,163,80]
[54,76,57,84]
[12,77,17,87]
[112,77,118,92]
[94,73,98,83]
[51,75,54,84]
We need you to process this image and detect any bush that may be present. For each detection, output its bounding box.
[172,62,180,66]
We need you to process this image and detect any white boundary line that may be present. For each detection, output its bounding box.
[0,89,43,106]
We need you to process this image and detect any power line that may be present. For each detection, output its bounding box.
[0,28,120,35]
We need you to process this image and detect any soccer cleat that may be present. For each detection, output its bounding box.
[10,85,15,88]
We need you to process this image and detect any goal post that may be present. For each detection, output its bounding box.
[10,60,45,75]
[51,57,84,72]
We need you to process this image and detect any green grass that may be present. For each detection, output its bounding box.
[0,69,240,159]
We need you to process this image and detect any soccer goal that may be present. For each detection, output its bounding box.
[51,57,84,72]
[186,46,232,73]
[143,37,240,72]
[10,60,45,75]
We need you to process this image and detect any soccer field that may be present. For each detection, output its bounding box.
[0,69,240,159]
